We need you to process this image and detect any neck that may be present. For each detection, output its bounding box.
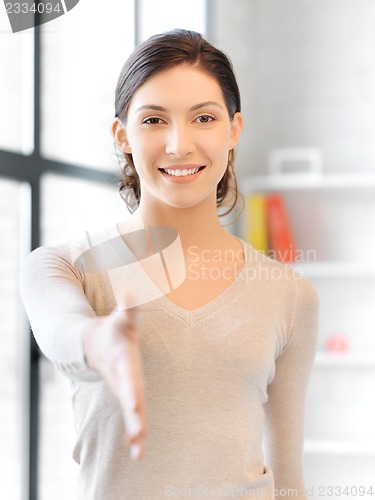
[124,195,232,252]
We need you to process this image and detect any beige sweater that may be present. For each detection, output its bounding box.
[19,224,319,499]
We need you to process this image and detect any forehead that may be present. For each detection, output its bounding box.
[128,64,225,112]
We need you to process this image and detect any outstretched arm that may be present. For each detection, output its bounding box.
[19,244,100,381]
[19,244,148,459]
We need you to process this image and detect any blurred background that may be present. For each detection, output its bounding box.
[0,1,374,499]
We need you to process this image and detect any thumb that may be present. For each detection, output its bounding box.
[113,289,139,331]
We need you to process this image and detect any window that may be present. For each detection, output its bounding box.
[41,0,135,170]
[0,19,24,152]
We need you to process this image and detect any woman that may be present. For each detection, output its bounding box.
[20,29,319,499]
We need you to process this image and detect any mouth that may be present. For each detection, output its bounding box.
[158,166,206,177]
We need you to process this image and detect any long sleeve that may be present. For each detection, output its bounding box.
[263,276,319,497]
[19,244,101,382]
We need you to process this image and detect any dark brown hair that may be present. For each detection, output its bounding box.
[114,29,244,217]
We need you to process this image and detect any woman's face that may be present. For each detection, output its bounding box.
[113,63,243,212]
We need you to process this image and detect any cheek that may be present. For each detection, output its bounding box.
[128,134,158,169]
[130,133,149,152]
[206,126,232,151]
[204,130,232,166]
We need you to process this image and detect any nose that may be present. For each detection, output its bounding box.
[165,123,195,157]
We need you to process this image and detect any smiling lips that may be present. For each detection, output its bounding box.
[158,164,206,182]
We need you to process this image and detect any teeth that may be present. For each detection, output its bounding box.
[164,167,200,176]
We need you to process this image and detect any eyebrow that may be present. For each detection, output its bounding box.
[135,101,224,113]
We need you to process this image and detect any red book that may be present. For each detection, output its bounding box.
[265,194,297,262]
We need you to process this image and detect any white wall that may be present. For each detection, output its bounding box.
[209,0,375,175]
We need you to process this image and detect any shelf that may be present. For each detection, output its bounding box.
[314,352,375,368]
[240,170,375,473]
[288,261,375,278]
[240,172,375,192]
[304,439,375,456]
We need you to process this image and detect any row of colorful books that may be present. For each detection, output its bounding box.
[245,193,297,263]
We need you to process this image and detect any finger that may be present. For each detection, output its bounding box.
[122,378,146,440]
[122,399,146,459]
[130,441,145,461]
[107,357,147,461]
[126,410,147,462]
[123,288,139,322]
[114,357,147,440]
[112,289,139,335]
[124,407,144,442]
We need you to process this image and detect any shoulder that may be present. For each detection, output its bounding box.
[241,239,319,321]
[20,243,72,276]
[19,224,118,284]
[236,241,319,359]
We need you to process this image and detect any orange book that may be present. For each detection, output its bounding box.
[265,194,297,262]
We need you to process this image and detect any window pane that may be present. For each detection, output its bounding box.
[41,0,135,170]
[139,0,207,42]
[39,173,129,499]
[41,173,129,245]
[38,357,78,500]
[0,178,30,500]
[0,14,28,153]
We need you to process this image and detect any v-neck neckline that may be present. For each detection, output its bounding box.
[154,237,249,325]
[108,223,250,325]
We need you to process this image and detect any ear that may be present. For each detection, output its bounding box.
[229,112,244,150]
[112,118,132,154]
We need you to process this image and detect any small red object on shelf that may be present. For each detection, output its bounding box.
[325,333,350,353]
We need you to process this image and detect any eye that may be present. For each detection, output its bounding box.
[142,117,164,125]
[194,114,215,124]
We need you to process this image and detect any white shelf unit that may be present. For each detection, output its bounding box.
[289,261,375,278]
[240,172,375,192]
[304,439,375,457]
[239,171,375,484]
[314,352,375,368]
